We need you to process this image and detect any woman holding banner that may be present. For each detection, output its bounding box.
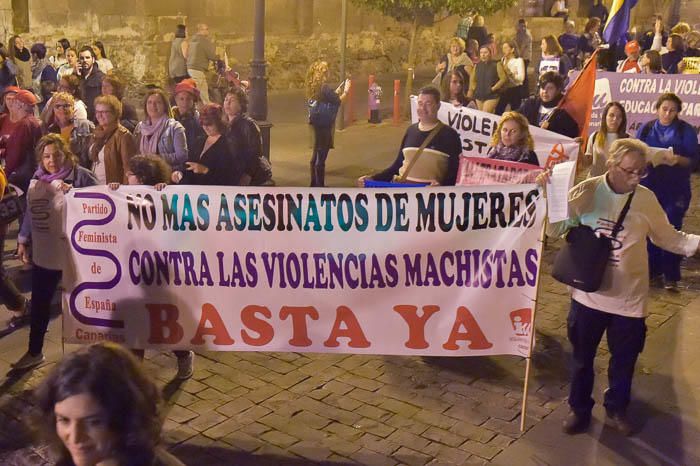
[487,112,538,166]
[12,134,98,370]
[585,102,629,177]
[637,93,699,290]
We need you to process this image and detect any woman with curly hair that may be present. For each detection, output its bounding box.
[31,342,185,465]
[487,111,539,166]
[305,60,349,187]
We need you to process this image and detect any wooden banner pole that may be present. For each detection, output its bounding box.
[520,213,548,432]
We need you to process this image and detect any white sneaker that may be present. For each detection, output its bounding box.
[175,351,194,380]
[11,352,45,370]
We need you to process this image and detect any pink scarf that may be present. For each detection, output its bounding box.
[139,116,168,155]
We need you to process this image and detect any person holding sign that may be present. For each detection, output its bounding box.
[487,112,538,166]
[636,93,700,290]
[357,86,461,187]
[542,138,700,436]
[12,134,98,370]
[538,35,572,81]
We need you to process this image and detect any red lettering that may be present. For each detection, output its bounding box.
[190,303,235,345]
[393,304,440,349]
[241,305,274,346]
[279,306,319,347]
[324,305,371,348]
[442,306,493,350]
[146,303,184,344]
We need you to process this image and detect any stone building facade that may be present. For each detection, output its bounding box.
[1,0,698,96]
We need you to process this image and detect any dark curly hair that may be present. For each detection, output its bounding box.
[31,343,164,466]
[129,154,172,185]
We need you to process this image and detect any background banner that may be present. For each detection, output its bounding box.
[410,97,580,168]
[579,71,700,135]
[63,185,545,357]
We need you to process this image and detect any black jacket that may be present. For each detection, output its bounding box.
[226,115,272,185]
[517,96,579,138]
[80,65,106,122]
[182,135,242,186]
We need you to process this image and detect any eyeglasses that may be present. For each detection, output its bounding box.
[54,104,72,109]
[617,164,648,179]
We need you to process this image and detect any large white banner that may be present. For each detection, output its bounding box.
[410,97,580,168]
[63,185,545,357]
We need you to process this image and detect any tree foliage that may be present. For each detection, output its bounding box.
[352,0,518,21]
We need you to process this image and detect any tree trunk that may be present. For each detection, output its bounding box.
[403,17,420,119]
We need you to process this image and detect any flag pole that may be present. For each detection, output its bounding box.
[520,212,548,432]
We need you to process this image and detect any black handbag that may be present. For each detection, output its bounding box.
[552,190,634,292]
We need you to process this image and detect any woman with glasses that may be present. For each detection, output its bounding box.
[43,92,94,168]
[541,138,700,436]
[636,93,699,290]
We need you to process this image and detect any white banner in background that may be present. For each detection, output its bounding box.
[63,185,545,357]
[411,97,580,168]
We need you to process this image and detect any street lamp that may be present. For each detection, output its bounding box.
[249,0,272,160]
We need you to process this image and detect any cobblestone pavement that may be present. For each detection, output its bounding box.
[0,117,699,465]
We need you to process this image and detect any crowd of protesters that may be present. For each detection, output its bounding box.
[0,25,272,380]
[0,13,697,459]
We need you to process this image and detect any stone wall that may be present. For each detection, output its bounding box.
[5,0,700,98]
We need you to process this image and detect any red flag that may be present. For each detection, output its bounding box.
[557,51,598,139]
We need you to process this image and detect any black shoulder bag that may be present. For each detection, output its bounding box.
[551,190,634,292]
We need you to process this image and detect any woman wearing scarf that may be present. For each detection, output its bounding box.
[44,91,94,169]
[12,134,98,370]
[134,88,187,171]
[8,35,32,89]
[637,93,700,290]
[434,37,473,90]
[90,94,137,183]
[488,112,539,166]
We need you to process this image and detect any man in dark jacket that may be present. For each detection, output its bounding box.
[517,71,579,138]
[77,46,105,122]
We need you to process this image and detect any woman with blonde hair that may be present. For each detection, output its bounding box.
[305,60,349,187]
[434,37,473,89]
[44,91,94,168]
[487,111,539,166]
[90,94,138,184]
